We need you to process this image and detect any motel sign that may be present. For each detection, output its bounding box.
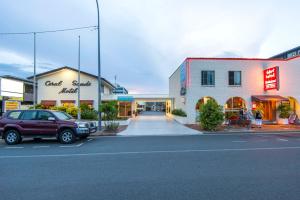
[264,66,279,91]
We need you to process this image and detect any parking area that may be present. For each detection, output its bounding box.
[118,111,201,136]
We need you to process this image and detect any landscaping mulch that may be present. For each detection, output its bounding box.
[185,124,300,133]
[92,125,128,136]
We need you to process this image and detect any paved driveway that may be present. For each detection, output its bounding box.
[118,112,201,136]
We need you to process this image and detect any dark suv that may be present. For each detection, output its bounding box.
[0,110,94,145]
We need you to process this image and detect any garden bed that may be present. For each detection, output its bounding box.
[94,125,128,136]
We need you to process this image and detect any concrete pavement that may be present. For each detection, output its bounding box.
[118,111,201,136]
[1,133,300,200]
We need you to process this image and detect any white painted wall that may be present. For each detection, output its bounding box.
[169,57,300,124]
[37,68,113,110]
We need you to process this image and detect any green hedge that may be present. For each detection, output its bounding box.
[172,109,187,117]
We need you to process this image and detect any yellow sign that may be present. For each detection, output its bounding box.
[5,101,20,111]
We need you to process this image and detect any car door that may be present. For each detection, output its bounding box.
[36,111,58,135]
[19,110,39,136]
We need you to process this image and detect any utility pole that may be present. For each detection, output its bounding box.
[77,35,81,120]
[96,0,102,131]
[33,32,36,109]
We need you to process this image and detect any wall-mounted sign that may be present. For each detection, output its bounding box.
[44,80,92,94]
[180,60,191,96]
[4,101,20,112]
[264,66,279,91]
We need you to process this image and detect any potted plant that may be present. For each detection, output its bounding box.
[277,104,291,125]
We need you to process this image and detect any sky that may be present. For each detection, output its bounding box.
[0,0,299,94]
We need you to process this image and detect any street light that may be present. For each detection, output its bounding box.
[77,35,81,120]
[96,0,102,131]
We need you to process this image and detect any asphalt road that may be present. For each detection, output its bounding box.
[1,133,300,200]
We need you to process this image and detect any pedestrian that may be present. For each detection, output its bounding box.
[239,108,244,120]
[255,110,262,128]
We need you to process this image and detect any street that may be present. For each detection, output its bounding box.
[1,133,300,200]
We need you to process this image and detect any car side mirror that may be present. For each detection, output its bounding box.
[48,117,56,121]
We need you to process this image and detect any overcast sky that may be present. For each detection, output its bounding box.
[0,0,299,93]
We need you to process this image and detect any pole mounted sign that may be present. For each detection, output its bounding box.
[264,66,279,91]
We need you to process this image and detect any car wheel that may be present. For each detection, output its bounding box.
[18,136,23,144]
[58,129,75,144]
[4,129,20,145]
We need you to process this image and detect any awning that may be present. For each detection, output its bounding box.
[251,95,289,102]
[117,96,134,102]
[41,100,56,106]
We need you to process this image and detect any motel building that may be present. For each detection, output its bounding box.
[27,66,172,118]
[169,48,300,124]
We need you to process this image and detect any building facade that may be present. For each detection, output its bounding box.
[0,75,33,114]
[169,56,300,124]
[28,66,115,109]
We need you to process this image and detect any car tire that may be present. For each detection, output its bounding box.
[58,129,75,144]
[4,129,21,145]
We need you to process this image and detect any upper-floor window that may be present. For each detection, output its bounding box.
[228,71,241,86]
[201,71,215,86]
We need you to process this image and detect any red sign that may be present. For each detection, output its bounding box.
[264,66,279,91]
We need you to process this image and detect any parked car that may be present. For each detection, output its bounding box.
[0,110,97,145]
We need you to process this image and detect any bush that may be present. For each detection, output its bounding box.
[199,99,224,131]
[81,109,98,120]
[100,101,118,121]
[172,109,187,117]
[277,104,291,118]
[104,121,120,132]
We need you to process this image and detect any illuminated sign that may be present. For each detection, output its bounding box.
[4,101,20,112]
[264,66,279,91]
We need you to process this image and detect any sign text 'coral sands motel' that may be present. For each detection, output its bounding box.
[264,66,279,91]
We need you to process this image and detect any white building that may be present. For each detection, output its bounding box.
[169,56,300,124]
[28,66,115,109]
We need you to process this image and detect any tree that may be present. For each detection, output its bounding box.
[199,99,224,131]
[99,101,119,132]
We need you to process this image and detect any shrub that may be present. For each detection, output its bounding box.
[100,101,118,121]
[104,122,120,132]
[171,109,187,117]
[277,104,291,118]
[81,109,98,120]
[199,99,224,131]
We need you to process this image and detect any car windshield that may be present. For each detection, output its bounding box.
[52,111,73,120]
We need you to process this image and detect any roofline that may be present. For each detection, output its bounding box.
[185,55,300,62]
[270,46,300,58]
[0,75,33,84]
[27,66,115,89]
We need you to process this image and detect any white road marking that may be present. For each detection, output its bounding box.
[59,145,77,148]
[33,146,50,148]
[76,143,84,147]
[277,139,288,142]
[87,139,93,142]
[232,140,247,143]
[4,146,24,149]
[1,146,300,159]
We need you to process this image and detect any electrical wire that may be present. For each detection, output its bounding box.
[0,25,98,35]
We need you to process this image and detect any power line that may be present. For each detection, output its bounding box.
[0,25,98,35]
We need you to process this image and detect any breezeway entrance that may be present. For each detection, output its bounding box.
[118,111,200,136]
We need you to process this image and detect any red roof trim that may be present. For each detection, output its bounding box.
[185,55,300,62]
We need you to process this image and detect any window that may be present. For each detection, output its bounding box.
[37,111,54,120]
[7,111,22,120]
[52,111,72,120]
[20,111,37,120]
[228,71,241,86]
[201,71,215,86]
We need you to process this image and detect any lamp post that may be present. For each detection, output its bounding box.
[77,35,81,120]
[96,0,102,131]
[33,32,36,109]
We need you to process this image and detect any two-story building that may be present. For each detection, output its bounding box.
[169,54,300,124]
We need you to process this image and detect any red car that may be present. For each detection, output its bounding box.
[0,110,94,145]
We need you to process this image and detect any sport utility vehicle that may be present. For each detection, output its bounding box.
[0,110,95,145]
